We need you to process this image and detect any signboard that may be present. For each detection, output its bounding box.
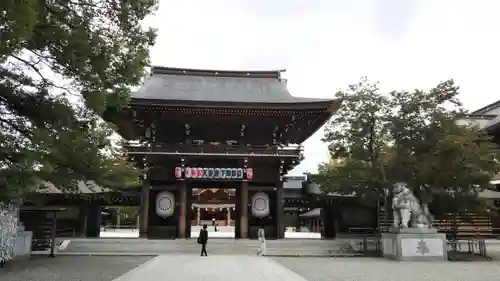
[174,167,253,180]
[401,238,443,257]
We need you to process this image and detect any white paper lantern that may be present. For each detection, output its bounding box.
[251,192,270,218]
[156,191,175,218]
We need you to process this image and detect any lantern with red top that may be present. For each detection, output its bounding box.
[174,167,182,179]
[246,168,253,180]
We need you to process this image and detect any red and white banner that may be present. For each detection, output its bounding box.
[173,167,253,180]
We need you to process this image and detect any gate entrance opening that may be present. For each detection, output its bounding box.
[189,187,237,238]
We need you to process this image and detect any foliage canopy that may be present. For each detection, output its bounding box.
[318,78,500,214]
[0,0,158,200]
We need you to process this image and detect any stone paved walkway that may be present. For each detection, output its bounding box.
[0,256,153,281]
[273,257,500,281]
[111,255,307,281]
[3,254,500,281]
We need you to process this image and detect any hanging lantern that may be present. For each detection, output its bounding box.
[246,168,253,180]
[197,168,203,178]
[174,167,182,179]
[156,191,175,218]
[191,167,198,178]
[185,167,192,178]
[251,192,270,218]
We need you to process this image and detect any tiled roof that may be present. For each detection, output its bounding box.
[38,181,108,194]
[132,66,334,105]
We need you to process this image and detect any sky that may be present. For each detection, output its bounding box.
[141,0,500,176]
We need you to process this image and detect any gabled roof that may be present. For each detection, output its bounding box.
[38,181,108,194]
[131,66,335,107]
[458,99,500,131]
[470,100,500,115]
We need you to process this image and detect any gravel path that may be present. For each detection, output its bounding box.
[0,256,154,281]
[272,257,500,281]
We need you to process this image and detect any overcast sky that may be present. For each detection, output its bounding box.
[142,0,500,176]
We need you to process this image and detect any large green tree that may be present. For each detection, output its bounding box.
[0,0,157,200]
[318,78,500,214]
[387,81,500,214]
[319,77,391,200]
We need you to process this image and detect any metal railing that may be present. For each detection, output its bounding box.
[352,236,490,261]
[102,225,138,231]
[351,237,382,257]
[447,239,489,259]
[125,143,302,157]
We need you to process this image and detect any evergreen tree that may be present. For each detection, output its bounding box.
[0,0,158,200]
[318,78,500,214]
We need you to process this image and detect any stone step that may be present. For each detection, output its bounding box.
[61,238,354,256]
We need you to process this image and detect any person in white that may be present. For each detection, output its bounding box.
[257,225,266,256]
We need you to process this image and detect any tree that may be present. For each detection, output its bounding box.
[0,0,157,201]
[319,77,391,200]
[318,78,500,215]
[387,80,500,214]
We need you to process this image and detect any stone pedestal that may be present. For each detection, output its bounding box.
[13,231,32,260]
[382,228,447,261]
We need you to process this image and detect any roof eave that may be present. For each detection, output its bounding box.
[151,66,286,79]
[129,98,338,110]
[294,100,341,143]
[471,100,500,115]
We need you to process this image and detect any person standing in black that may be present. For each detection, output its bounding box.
[198,224,208,256]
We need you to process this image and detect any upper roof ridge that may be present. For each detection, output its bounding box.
[151,66,285,79]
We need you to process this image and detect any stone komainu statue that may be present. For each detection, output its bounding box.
[391,182,433,228]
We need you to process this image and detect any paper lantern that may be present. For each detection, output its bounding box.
[251,192,270,218]
[174,167,182,179]
[246,168,253,180]
[156,191,175,218]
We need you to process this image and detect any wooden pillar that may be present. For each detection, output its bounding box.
[116,207,121,229]
[227,207,231,226]
[276,182,285,238]
[197,207,201,226]
[78,204,88,237]
[85,204,101,238]
[240,181,249,238]
[178,181,187,238]
[139,176,150,238]
[50,211,57,257]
